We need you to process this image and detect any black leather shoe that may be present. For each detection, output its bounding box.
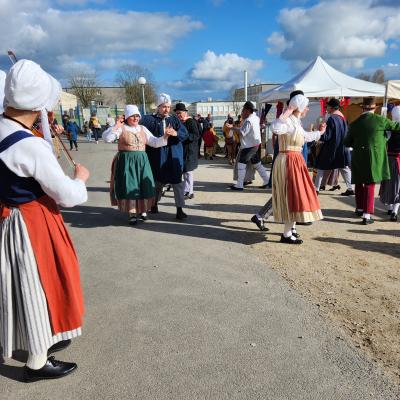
[243,181,253,186]
[362,218,374,225]
[176,208,187,220]
[140,213,148,221]
[387,210,393,215]
[329,185,341,191]
[280,234,303,244]
[250,215,269,231]
[129,216,138,225]
[355,209,363,217]
[150,205,159,214]
[319,186,326,191]
[341,189,355,196]
[187,193,194,199]
[291,229,300,238]
[390,212,398,222]
[48,339,71,355]
[230,185,243,191]
[24,356,77,382]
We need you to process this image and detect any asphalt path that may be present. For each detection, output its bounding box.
[1,141,398,399]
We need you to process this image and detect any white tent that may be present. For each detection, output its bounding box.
[385,80,400,100]
[259,56,385,102]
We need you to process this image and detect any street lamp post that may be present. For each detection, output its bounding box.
[138,76,146,115]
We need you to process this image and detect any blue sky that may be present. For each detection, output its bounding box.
[1,0,399,101]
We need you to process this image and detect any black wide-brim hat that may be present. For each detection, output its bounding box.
[174,102,188,112]
[361,97,376,109]
[243,101,255,112]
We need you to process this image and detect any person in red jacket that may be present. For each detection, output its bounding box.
[203,123,218,160]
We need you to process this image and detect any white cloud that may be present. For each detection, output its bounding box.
[267,0,400,70]
[0,0,202,79]
[191,50,263,82]
[166,51,263,96]
[97,58,138,71]
[55,0,105,5]
[267,32,292,54]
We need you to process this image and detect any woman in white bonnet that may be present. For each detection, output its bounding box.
[0,70,6,114]
[271,91,326,244]
[102,104,176,225]
[379,105,400,221]
[0,60,89,381]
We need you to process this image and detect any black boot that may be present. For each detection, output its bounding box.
[176,207,187,220]
[24,356,77,382]
[150,205,159,214]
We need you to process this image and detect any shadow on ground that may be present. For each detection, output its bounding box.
[314,236,400,259]
[0,349,26,382]
[61,204,267,245]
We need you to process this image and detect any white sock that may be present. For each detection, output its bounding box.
[141,212,147,217]
[363,213,371,219]
[255,213,262,220]
[26,352,48,370]
[387,204,394,211]
[284,222,295,238]
[393,203,400,214]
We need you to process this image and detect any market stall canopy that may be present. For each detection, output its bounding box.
[259,56,385,102]
[385,80,400,100]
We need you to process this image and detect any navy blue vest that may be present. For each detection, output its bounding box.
[0,131,45,205]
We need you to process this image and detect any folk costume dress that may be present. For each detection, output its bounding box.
[271,114,323,223]
[103,124,168,215]
[379,130,400,211]
[0,117,87,359]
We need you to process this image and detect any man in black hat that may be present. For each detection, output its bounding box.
[226,101,269,190]
[174,103,200,199]
[314,98,353,196]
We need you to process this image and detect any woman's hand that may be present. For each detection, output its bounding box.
[74,163,90,183]
[164,125,177,137]
[319,122,327,133]
[53,125,64,136]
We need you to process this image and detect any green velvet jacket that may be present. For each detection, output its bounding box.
[344,113,400,184]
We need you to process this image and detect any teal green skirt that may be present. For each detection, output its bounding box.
[113,151,155,200]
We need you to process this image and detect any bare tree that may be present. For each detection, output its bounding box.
[227,86,243,117]
[68,69,100,108]
[371,69,385,83]
[115,65,157,106]
[356,72,371,82]
[356,69,385,84]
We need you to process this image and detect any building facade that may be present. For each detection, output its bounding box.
[234,83,280,103]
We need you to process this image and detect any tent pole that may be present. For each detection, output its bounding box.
[382,82,388,116]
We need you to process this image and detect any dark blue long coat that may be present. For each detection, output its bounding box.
[315,114,350,170]
[141,114,188,184]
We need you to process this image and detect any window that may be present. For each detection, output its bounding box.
[98,101,104,106]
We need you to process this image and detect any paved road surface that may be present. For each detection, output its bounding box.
[1,141,398,400]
